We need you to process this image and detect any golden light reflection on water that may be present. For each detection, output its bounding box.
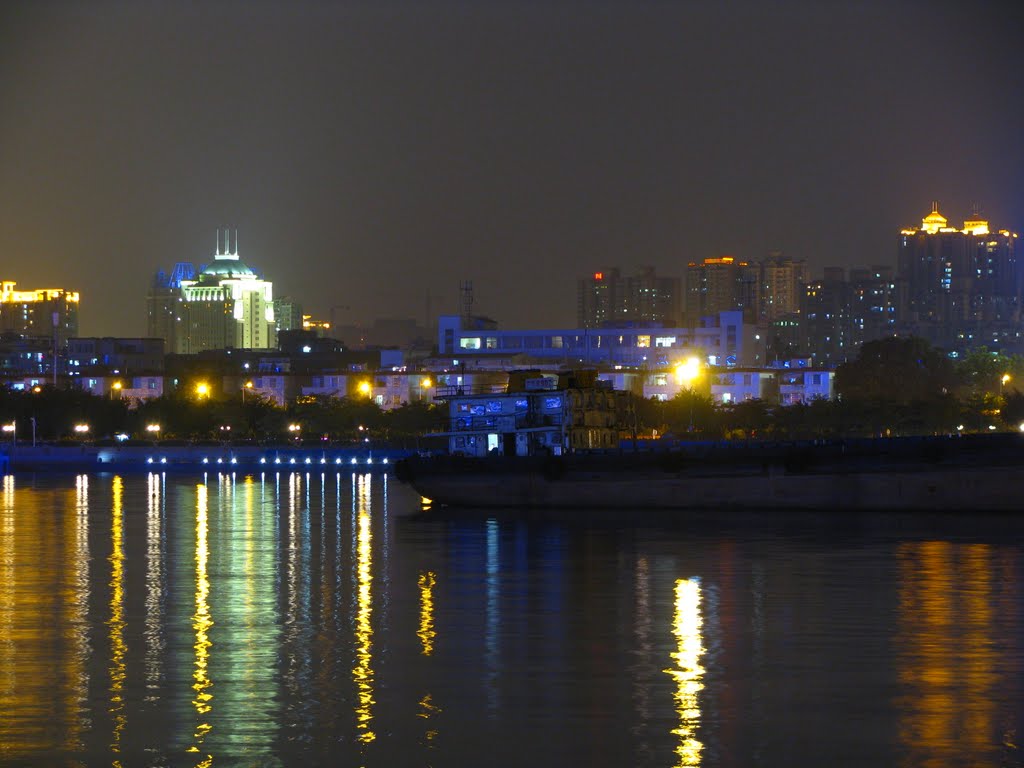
[188,482,214,767]
[353,473,376,744]
[417,571,440,745]
[0,476,92,760]
[109,476,126,765]
[418,571,436,656]
[665,578,705,767]
[896,541,999,768]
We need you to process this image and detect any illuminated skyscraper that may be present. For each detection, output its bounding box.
[897,203,1019,349]
[146,232,277,354]
[0,281,79,345]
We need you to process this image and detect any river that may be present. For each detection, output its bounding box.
[0,470,1021,767]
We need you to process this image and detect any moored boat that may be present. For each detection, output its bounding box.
[395,433,1024,511]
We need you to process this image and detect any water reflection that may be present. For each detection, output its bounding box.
[145,473,165,697]
[666,577,705,767]
[353,472,376,744]
[109,476,127,763]
[0,475,1021,766]
[895,540,1005,767]
[188,481,213,765]
[0,475,91,760]
[418,571,440,746]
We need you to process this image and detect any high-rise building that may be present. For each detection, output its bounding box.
[577,267,680,327]
[274,296,304,332]
[146,232,277,354]
[684,256,758,324]
[0,281,79,345]
[848,265,897,348]
[897,203,1019,348]
[758,251,806,323]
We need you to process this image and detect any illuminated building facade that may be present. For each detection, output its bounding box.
[0,281,79,345]
[577,267,681,328]
[897,203,1019,349]
[146,232,277,354]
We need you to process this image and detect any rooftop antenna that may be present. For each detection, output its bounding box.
[216,229,220,256]
[931,200,940,214]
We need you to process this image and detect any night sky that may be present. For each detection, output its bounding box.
[2,0,1023,337]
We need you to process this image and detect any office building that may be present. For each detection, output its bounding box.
[146,231,277,354]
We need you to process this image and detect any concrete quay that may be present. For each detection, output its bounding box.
[0,443,412,473]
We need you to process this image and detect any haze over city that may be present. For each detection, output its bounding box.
[1,0,1022,338]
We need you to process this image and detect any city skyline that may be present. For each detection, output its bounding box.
[1,0,1022,338]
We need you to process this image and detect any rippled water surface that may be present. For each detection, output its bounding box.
[0,471,1022,767]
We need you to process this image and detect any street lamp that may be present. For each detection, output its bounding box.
[111,380,123,400]
[242,380,254,402]
[288,423,301,442]
[2,421,15,445]
[146,423,161,442]
[357,380,372,397]
[674,356,703,432]
[73,423,90,438]
[195,382,210,399]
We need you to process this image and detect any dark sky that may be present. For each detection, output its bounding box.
[2,0,1023,337]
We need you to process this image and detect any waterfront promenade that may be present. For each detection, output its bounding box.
[0,442,412,473]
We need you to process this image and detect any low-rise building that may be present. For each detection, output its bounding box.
[435,369,633,457]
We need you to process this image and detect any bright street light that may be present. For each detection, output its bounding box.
[73,423,90,434]
[357,381,372,397]
[674,356,701,387]
[2,422,14,445]
[195,382,210,399]
[111,380,123,400]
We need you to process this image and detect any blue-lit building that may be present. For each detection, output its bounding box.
[437,310,758,368]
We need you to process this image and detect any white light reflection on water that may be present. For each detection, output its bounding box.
[666,577,705,767]
[144,473,164,697]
